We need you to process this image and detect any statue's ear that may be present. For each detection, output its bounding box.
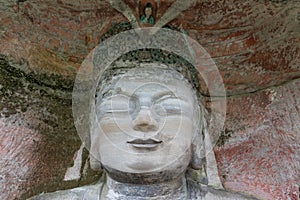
[190,130,205,170]
[89,134,103,170]
[89,114,102,171]
[90,153,102,170]
[203,121,224,189]
[190,103,206,170]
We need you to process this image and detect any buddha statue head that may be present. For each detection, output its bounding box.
[89,60,205,184]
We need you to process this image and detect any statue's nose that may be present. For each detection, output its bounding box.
[132,108,158,132]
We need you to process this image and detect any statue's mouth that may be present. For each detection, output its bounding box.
[127,138,162,149]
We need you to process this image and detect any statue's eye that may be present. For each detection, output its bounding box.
[154,97,182,116]
[152,104,166,116]
[98,95,130,115]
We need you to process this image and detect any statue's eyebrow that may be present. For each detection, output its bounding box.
[153,92,184,102]
[115,89,132,98]
[100,87,131,100]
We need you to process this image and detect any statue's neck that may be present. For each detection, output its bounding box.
[101,174,187,200]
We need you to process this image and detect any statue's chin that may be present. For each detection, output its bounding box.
[103,165,186,184]
[124,159,164,172]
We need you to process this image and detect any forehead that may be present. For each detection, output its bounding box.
[112,67,195,98]
[115,66,186,83]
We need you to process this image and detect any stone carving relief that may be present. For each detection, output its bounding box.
[29,59,258,199]
[27,1,265,199]
[27,25,261,198]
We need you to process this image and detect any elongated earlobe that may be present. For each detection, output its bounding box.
[90,154,102,170]
[203,123,224,189]
[89,116,102,170]
[89,138,103,170]
[190,131,204,170]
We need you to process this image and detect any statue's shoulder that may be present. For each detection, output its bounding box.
[28,181,103,200]
[186,179,258,200]
[205,187,259,200]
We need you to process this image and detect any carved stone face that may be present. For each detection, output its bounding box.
[93,66,199,176]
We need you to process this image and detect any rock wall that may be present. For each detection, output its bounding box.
[0,0,299,199]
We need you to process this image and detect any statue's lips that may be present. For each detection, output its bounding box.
[127,138,162,148]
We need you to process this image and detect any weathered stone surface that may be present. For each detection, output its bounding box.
[0,0,299,199]
[0,57,100,199]
[180,0,300,95]
[1,1,299,94]
[215,79,300,200]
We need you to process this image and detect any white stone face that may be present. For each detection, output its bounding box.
[92,66,199,174]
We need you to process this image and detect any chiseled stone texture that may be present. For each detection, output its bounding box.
[0,0,299,199]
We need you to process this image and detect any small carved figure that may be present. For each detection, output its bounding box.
[140,2,155,25]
